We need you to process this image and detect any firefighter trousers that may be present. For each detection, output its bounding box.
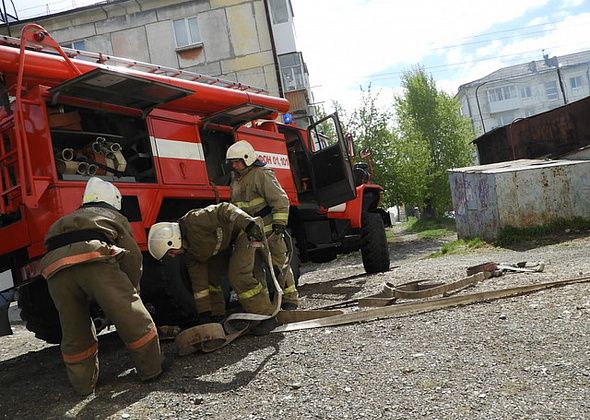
[46,259,161,395]
[190,252,229,317]
[268,234,298,305]
[229,233,275,315]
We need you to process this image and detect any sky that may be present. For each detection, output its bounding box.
[12,0,590,113]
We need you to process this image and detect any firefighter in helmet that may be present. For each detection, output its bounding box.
[147,202,275,321]
[226,140,299,310]
[40,177,163,396]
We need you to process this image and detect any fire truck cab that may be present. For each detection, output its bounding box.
[0,25,390,342]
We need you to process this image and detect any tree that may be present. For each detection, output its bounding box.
[394,67,474,216]
[346,85,397,206]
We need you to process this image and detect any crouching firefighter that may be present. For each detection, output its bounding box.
[40,177,163,396]
[226,140,299,310]
[147,203,276,325]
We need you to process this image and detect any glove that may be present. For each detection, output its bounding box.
[272,224,287,236]
[245,221,264,241]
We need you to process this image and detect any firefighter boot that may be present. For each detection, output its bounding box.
[249,317,279,336]
[130,334,163,382]
[65,355,99,396]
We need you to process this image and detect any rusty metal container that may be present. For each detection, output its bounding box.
[448,159,590,240]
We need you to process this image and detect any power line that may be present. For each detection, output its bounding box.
[429,23,580,52]
[361,43,590,82]
[431,16,576,50]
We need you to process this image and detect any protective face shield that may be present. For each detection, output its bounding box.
[82,177,122,210]
[148,222,182,260]
[226,140,257,167]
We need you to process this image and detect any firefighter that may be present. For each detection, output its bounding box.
[147,203,275,321]
[40,177,163,396]
[226,140,299,310]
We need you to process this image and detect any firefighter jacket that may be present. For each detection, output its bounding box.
[230,163,289,235]
[178,202,255,263]
[40,203,142,285]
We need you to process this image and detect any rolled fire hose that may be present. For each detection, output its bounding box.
[86,164,98,176]
[62,148,74,161]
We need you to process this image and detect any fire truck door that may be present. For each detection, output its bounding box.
[307,113,356,208]
[149,116,208,185]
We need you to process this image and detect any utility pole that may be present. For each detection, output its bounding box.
[543,52,567,105]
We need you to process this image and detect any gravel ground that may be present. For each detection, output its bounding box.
[1,225,590,419]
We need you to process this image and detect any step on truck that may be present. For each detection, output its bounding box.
[0,25,390,342]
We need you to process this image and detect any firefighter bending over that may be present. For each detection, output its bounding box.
[226,140,299,310]
[40,177,163,396]
[147,202,275,323]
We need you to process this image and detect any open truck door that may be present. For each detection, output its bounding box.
[307,113,356,208]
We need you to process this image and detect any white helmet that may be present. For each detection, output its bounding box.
[226,140,257,166]
[82,177,122,210]
[148,222,182,260]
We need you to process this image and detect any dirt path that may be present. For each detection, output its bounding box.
[2,226,590,419]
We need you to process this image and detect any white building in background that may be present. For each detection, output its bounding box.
[457,50,590,137]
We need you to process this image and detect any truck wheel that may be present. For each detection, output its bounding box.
[18,279,62,344]
[360,212,390,273]
[140,256,197,327]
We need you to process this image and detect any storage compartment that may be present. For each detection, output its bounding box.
[48,104,156,182]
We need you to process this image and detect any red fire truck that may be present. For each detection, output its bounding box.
[0,25,390,341]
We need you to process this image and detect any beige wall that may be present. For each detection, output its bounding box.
[5,0,279,96]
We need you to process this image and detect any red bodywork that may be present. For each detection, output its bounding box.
[0,25,375,285]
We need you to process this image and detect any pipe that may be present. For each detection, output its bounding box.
[263,0,284,98]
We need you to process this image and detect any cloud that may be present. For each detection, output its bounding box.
[292,0,554,112]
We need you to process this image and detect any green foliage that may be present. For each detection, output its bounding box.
[430,237,487,257]
[394,67,475,216]
[403,216,457,239]
[495,217,590,246]
[346,85,398,206]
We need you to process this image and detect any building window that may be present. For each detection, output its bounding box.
[279,52,306,92]
[545,80,559,100]
[62,40,86,50]
[270,0,291,24]
[519,86,532,98]
[487,86,516,103]
[173,17,201,48]
[497,111,515,126]
[523,109,535,117]
[570,76,583,90]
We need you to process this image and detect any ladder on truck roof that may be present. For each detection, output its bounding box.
[0,34,268,94]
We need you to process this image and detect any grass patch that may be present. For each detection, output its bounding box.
[495,217,590,247]
[430,237,487,257]
[403,216,457,239]
[385,229,396,243]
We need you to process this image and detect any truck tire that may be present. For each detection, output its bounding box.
[360,212,390,273]
[140,256,197,327]
[18,279,62,344]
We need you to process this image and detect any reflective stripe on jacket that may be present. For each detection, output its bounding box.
[230,165,289,230]
[40,205,142,283]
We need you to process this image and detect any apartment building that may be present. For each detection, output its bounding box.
[457,50,590,136]
[3,0,313,125]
